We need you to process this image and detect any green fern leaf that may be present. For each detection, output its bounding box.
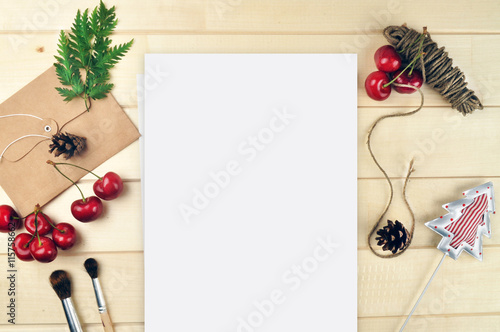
[56,87,79,102]
[53,0,132,109]
[97,40,134,70]
[88,83,114,100]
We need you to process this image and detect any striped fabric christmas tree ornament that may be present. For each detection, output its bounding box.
[400,182,495,331]
[425,182,495,261]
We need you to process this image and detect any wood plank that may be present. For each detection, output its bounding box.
[0,34,496,108]
[2,323,144,332]
[358,247,500,317]
[358,177,500,249]
[0,251,144,325]
[358,106,500,179]
[0,0,206,33]
[0,181,143,253]
[205,0,500,34]
[1,1,499,33]
[472,35,500,108]
[359,314,500,332]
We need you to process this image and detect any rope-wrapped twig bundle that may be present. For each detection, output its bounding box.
[384,25,483,115]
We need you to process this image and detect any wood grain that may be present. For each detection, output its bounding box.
[359,315,500,332]
[358,106,500,179]
[358,248,500,317]
[0,0,498,33]
[0,252,144,325]
[0,323,144,332]
[0,0,497,331]
[0,34,498,107]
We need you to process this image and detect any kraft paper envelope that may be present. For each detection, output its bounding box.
[0,66,140,216]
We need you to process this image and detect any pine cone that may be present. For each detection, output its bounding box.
[375,220,410,254]
[49,132,87,159]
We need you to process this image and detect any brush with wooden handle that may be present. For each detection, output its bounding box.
[49,270,83,332]
[84,258,114,332]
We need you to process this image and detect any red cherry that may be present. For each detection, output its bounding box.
[392,69,423,94]
[29,236,58,263]
[12,233,34,261]
[71,196,103,222]
[365,71,392,101]
[52,223,77,250]
[374,45,402,73]
[93,172,124,200]
[25,211,53,236]
[0,205,21,233]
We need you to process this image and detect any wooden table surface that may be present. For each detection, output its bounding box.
[0,1,499,331]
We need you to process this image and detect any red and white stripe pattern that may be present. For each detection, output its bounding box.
[445,194,488,249]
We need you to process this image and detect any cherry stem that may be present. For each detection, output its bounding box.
[389,28,427,86]
[34,210,38,233]
[34,211,42,246]
[43,213,58,229]
[397,33,423,54]
[47,160,87,202]
[49,161,102,180]
[409,32,425,76]
[36,231,41,247]
[408,61,416,76]
[383,51,424,88]
[26,233,36,247]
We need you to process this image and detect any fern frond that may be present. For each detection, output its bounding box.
[53,1,132,107]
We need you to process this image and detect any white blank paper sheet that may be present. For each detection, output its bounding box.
[144,54,357,331]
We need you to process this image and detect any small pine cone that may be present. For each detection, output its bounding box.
[49,132,86,159]
[375,220,410,254]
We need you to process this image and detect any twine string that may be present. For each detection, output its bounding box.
[59,98,91,133]
[0,135,52,161]
[366,85,423,258]
[384,25,482,115]
[0,98,89,162]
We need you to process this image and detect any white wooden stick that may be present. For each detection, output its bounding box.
[399,252,447,331]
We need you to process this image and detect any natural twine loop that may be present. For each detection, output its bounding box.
[383,25,483,115]
[367,26,430,258]
[0,98,90,163]
[366,84,423,258]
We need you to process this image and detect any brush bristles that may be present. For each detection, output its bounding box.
[84,258,98,279]
[49,270,71,300]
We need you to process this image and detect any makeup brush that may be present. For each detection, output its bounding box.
[84,258,114,332]
[49,270,83,332]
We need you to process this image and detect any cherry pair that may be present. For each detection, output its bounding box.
[47,161,123,222]
[11,204,77,263]
[365,45,424,101]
